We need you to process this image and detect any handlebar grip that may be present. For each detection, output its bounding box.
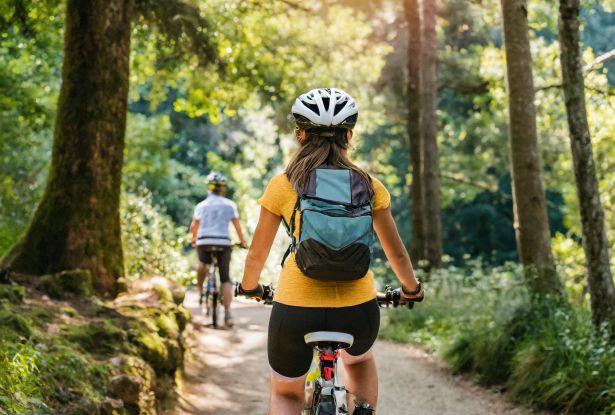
[262,284,275,304]
[376,286,418,309]
[234,282,275,304]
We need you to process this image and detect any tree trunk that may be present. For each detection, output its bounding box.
[421,0,443,269]
[2,0,133,296]
[404,0,426,263]
[558,0,615,330]
[500,0,563,296]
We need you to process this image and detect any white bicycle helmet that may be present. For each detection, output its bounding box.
[291,88,358,130]
[206,172,227,190]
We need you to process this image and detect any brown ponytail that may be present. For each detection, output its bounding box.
[285,128,374,195]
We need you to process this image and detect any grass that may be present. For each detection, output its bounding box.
[378,263,615,414]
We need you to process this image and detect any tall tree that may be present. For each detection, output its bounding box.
[558,0,615,330]
[500,0,563,295]
[421,0,443,268]
[404,0,426,263]
[2,0,133,295]
[1,0,217,296]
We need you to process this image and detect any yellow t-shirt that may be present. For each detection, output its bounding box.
[259,173,391,308]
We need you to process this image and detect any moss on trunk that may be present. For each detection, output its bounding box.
[1,0,134,296]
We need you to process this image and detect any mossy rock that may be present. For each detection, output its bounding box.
[155,313,179,339]
[131,330,170,374]
[0,284,25,304]
[164,339,183,371]
[39,270,93,299]
[151,284,173,303]
[65,320,126,356]
[0,302,33,339]
[109,355,156,391]
[100,397,126,415]
[174,306,190,332]
[64,398,99,415]
[108,374,143,405]
[170,287,185,305]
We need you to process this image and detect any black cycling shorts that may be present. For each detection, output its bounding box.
[268,299,380,378]
[197,245,232,284]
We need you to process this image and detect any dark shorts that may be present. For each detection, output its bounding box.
[267,299,380,378]
[197,245,232,284]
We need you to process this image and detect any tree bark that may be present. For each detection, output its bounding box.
[404,0,426,263]
[500,0,563,296]
[2,0,133,296]
[421,0,443,269]
[558,0,615,330]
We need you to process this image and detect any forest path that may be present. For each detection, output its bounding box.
[168,291,539,415]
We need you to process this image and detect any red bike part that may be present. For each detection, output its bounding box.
[320,351,339,381]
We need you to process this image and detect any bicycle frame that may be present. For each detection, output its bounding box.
[203,257,221,327]
[303,332,356,415]
[306,348,347,414]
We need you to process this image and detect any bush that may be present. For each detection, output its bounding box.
[121,190,191,282]
[379,263,615,414]
[0,341,46,414]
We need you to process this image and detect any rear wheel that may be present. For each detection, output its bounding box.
[211,291,219,327]
[204,292,211,316]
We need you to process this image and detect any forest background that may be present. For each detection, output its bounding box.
[0,0,614,413]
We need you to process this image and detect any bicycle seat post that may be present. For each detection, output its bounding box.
[304,331,354,414]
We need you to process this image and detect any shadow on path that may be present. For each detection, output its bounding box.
[167,290,270,415]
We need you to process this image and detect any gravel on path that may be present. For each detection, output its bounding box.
[168,291,541,415]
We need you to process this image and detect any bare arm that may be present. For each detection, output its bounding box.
[373,207,422,297]
[231,218,248,248]
[189,219,199,247]
[240,207,281,291]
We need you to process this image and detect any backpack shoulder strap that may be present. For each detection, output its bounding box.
[281,196,300,267]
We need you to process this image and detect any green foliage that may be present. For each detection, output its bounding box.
[0,284,25,304]
[0,341,46,414]
[121,190,191,281]
[442,175,567,265]
[379,265,615,414]
[0,301,33,340]
[0,2,62,256]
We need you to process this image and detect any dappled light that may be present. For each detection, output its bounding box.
[1,0,614,414]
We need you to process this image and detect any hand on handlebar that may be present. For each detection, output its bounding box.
[235,282,275,304]
[377,284,424,309]
[401,281,425,303]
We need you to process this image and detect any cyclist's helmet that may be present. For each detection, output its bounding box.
[206,172,227,191]
[291,88,358,130]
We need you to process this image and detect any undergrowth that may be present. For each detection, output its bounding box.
[379,263,615,414]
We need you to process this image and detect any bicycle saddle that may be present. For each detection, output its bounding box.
[304,331,354,350]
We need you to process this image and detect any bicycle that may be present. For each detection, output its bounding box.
[201,244,245,328]
[302,286,415,415]
[236,284,417,414]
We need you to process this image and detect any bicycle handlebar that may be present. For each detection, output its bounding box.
[376,285,421,309]
[236,283,420,309]
[234,282,275,305]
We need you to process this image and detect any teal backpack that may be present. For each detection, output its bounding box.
[283,167,374,281]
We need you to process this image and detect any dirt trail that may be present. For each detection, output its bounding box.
[169,291,540,415]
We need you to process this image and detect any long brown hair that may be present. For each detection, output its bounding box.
[286,128,374,195]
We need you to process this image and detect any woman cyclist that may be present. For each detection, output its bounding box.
[238,88,424,414]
